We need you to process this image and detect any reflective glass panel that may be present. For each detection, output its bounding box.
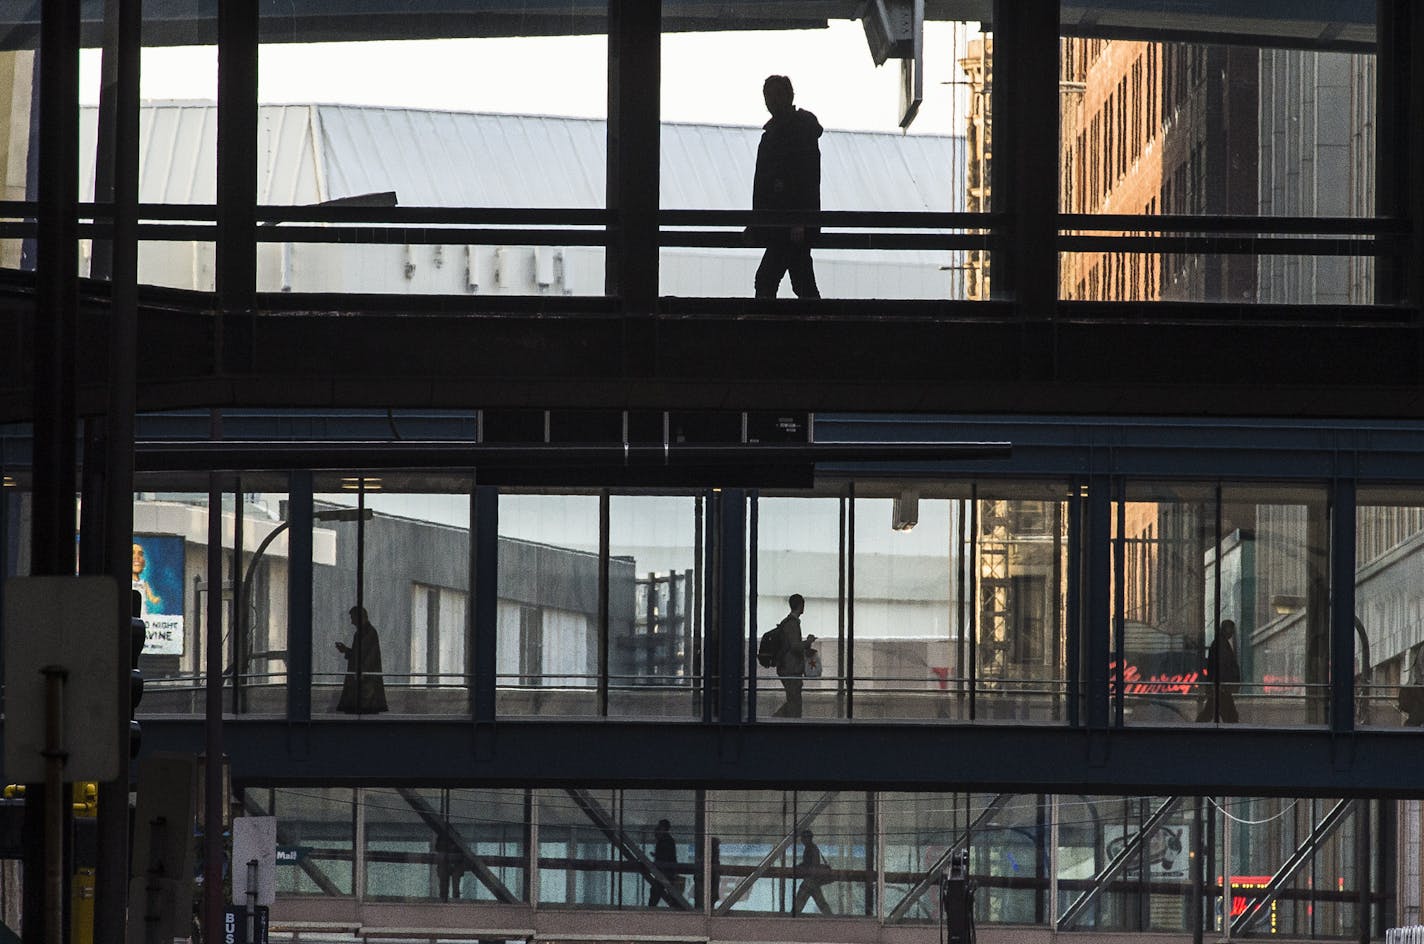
[256,3,608,296]
[496,493,601,716]
[1114,483,1215,726]
[1355,487,1424,728]
[755,496,844,720]
[607,494,705,718]
[659,4,991,299]
[707,790,870,917]
[852,492,960,720]
[313,474,473,717]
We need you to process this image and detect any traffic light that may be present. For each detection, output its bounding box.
[130,589,145,758]
[940,849,976,944]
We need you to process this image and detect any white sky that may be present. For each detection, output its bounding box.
[79,19,981,136]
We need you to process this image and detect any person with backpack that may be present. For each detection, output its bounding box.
[771,593,811,718]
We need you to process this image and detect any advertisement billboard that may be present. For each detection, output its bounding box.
[133,535,185,655]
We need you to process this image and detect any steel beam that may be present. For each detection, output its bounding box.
[132,719,1424,798]
[714,791,837,915]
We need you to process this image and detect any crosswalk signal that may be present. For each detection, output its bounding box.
[130,589,145,758]
[940,849,975,944]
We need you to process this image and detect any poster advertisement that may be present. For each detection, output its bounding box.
[133,535,185,655]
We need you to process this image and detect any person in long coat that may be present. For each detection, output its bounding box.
[336,605,388,713]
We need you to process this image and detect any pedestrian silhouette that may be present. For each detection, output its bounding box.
[336,605,388,713]
[1196,619,1241,723]
[648,818,680,907]
[751,74,823,299]
[774,594,812,718]
[792,828,833,914]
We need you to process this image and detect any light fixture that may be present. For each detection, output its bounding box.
[340,477,382,492]
[892,489,919,531]
[1,476,14,488]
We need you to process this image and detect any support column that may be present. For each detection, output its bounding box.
[473,486,499,724]
[94,0,140,938]
[718,489,745,724]
[1084,476,1112,732]
[26,0,81,940]
[217,0,258,369]
[992,0,1059,377]
[1330,478,1357,733]
[606,0,660,312]
[287,471,314,723]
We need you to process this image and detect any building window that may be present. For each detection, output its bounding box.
[410,583,468,686]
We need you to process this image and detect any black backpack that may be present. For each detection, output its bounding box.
[757,623,785,668]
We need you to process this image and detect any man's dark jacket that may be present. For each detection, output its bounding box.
[752,107,823,241]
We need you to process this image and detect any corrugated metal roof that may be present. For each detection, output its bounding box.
[81,102,963,213]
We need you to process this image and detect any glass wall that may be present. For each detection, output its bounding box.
[536,788,698,909]
[247,786,356,897]
[1114,482,1214,725]
[245,786,1385,940]
[970,483,1071,723]
[852,491,959,720]
[1058,2,1379,304]
[755,496,844,720]
[363,787,526,902]
[496,492,601,716]
[607,494,704,717]
[255,2,608,297]
[1355,487,1424,728]
[707,790,871,916]
[658,3,992,299]
[313,474,473,717]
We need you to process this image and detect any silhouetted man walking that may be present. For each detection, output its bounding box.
[752,74,823,299]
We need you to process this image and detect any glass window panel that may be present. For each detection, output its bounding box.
[361,787,526,903]
[852,494,960,720]
[1114,483,1215,726]
[1061,250,1376,304]
[1057,795,1194,933]
[256,3,608,296]
[970,483,1072,723]
[79,18,218,286]
[706,790,869,917]
[755,496,844,720]
[252,786,356,897]
[1217,484,1331,726]
[0,46,36,272]
[659,6,990,299]
[1059,11,1376,218]
[497,493,600,716]
[607,494,704,718]
[1355,487,1424,728]
[313,474,473,717]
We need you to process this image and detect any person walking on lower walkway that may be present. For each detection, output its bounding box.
[648,818,681,907]
[792,828,833,915]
